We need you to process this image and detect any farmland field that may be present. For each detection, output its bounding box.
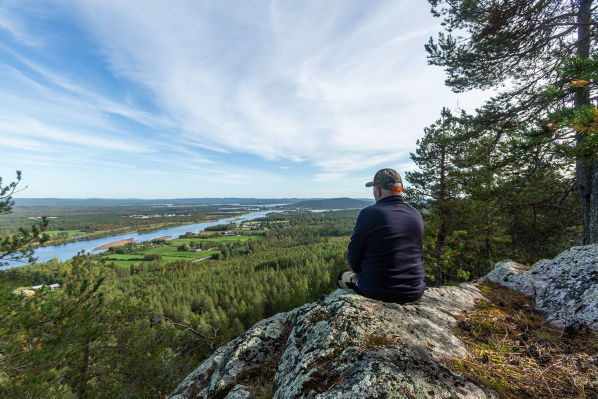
[100,234,264,267]
[171,234,264,243]
[44,230,86,238]
[0,199,268,239]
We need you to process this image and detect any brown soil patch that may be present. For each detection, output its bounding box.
[445,282,598,398]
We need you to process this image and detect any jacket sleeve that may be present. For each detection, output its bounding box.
[347,210,367,273]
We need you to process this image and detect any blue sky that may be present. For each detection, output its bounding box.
[0,1,489,198]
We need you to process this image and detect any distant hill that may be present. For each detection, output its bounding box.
[13,197,374,210]
[13,198,310,208]
[288,197,373,210]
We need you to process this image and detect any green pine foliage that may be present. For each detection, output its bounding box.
[0,171,48,267]
[407,109,580,285]
[0,255,197,398]
[427,0,597,244]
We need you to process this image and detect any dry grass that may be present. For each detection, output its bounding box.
[308,312,329,324]
[302,343,349,394]
[234,357,280,399]
[363,333,400,348]
[445,282,598,398]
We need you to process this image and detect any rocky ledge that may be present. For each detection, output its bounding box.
[168,245,598,399]
[486,244,598,330]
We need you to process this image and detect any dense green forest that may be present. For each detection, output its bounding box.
[285,197,372,209]
[0,209,356,398]
[403,0,597,283]
[422,0,597,247]
[0,199,579,397]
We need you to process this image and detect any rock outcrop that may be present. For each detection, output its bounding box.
[168,284,498,399]
[486,244,598,329]
[168,245,598,399]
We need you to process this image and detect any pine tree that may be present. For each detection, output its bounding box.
[0,171,48,266]
[406,108,468,282]
[0,256,194,398]
[427,0,597,243]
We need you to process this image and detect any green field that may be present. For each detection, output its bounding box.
[44,230,86,238]
[171,234,264,244]
[101,234,263,267]
[102,250,219,267]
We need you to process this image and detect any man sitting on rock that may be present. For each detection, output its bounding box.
[338,168,425,303]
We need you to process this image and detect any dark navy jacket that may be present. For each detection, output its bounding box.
[347,195,425,303]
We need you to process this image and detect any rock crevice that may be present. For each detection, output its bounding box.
[486,244,598,329]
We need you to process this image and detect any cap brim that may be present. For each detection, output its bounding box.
[365,181,374,187]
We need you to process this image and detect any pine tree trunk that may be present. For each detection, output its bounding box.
[438,146,447,283]
[591,159,598,243]
[483,235,491,276]
[77,340,91,399]
[575,0,597,244]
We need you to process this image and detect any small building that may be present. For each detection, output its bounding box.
[22,290,35,297]
[31,285,44,290]
[49,283,60,290]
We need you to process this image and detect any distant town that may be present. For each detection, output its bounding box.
[128,213,191,219]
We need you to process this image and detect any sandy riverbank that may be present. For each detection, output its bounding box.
[94,238,134,251]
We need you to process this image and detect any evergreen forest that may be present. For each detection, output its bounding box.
[0,209,355,398]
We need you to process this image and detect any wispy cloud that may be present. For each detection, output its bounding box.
[73,0,488,174]
[0,135,48,152]
[0,54,172,131]
[0,115,151,153]
[0,4,40,46]
[1,1,490,197]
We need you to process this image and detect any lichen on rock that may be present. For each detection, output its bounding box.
[486,244,598,329]
[168,283,498,398]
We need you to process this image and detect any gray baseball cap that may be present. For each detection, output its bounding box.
[365,168,403,189]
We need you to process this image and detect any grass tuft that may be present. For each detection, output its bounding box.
[364,333,400,348]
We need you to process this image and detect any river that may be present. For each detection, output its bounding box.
[1,210,276,270]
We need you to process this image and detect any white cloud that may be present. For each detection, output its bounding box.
[72,0,490,175]
[0,135,48,152]
[0,116,151,153]
[0,1,493,197]
[0,56,172,131]
[0,5,39,46]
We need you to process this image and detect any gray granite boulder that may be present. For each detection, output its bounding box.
[168,284,498,399]
[486,244,598,330]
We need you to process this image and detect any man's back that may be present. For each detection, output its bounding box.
[347,195,425,303]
